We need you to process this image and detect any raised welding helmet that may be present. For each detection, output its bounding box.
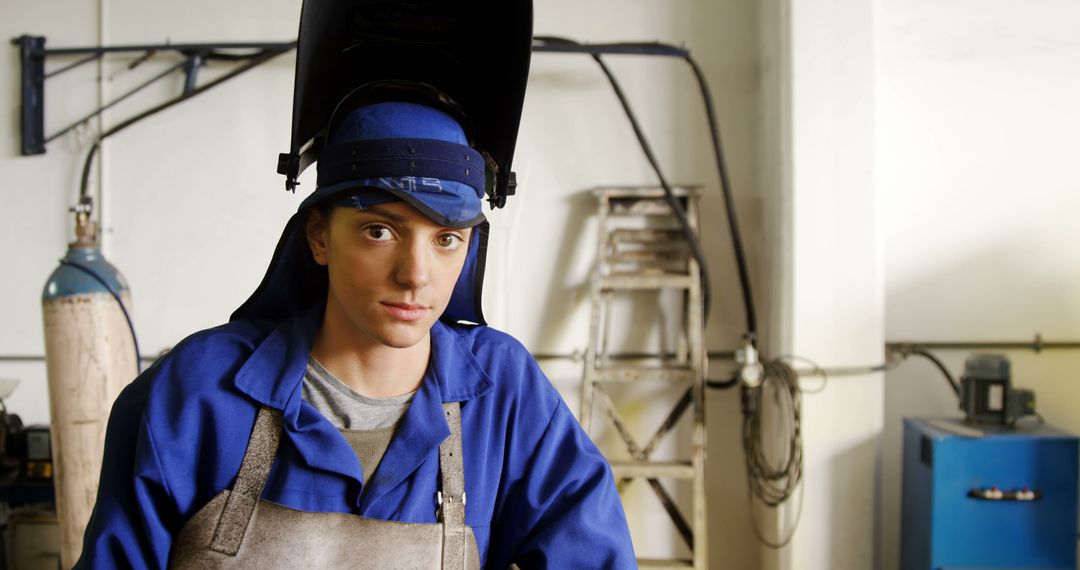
[232,0,532,325]
[279,0,531,205]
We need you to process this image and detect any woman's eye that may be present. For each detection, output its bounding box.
[436,234,464,250]
[365,225,393,241]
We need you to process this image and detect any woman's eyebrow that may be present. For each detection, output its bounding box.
[358,206,407,224]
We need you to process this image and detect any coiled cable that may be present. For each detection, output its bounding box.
[742,359,803,547]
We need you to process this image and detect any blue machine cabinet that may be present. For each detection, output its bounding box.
[901,418,1079,570]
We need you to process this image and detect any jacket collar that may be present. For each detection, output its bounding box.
[230,304,494,496]
[232,304,494,410]
[231,303,321,410]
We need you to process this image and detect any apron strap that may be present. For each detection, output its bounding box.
[210,406,283,555]
[439,402,467,569]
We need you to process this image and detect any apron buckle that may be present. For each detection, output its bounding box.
[437,491,466,506]
[436,491,467,519]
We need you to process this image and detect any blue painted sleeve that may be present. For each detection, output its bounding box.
[74,373,179,570]
[510,400,637,569]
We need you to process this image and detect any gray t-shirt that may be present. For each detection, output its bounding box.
[302,356,415,482]
[302,356,414,430]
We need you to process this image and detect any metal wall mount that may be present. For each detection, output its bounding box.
[12,35,297,156]
[12,34,688,159]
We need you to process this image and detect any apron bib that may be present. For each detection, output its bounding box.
[169,403,480,569]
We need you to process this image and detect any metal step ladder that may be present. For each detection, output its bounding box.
[580,186,707,570]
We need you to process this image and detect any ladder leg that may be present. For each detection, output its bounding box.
[687,194,707,570]
[580,282,602,431]
[580,194,611,432]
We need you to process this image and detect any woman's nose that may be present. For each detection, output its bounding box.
[394,241,430,289]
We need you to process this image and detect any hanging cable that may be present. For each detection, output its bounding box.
[78,46,288,200]
[742,359,804,547]
[533,36,714,323]
[530,37,791,548]
[742,360,803,505]
[588,53,715,322]
[533,37,760,344]
[47,59,189,145]
[64,48,288,379]
[683,54,757,342]
[750,477,804,549]
[707,376,740,390]
[899,347,960,397]
[778,354,830,394]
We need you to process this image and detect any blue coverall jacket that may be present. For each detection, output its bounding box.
[76,304,635,568]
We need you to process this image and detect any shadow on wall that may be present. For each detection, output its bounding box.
[670,0,767,569]
[704,387,761,570]
[6,42,27,161]
[828,435,882,570]
[532,189,594,352]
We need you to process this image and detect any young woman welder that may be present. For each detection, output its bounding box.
[75,1,635,568]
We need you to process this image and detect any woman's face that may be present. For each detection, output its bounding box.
[307,201,472,351]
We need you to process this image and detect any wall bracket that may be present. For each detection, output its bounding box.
[12,34,689,159]
[11,35,297,156]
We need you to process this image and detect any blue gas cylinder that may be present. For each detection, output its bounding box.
[42,242,130,302]
[40,214,137,567]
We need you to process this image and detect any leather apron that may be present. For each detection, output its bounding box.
[169,402,480,569]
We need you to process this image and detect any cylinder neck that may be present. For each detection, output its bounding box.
[71,211,99,249]
[62,245,103,263]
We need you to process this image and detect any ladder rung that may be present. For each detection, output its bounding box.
[610,461,695,479]
[609,250,688,264]
[590,367,696,383]
[601,274,693,290]
[609,241,688,254]
[610,229,687,244]
[593,185,701,199]
[636,559,694,569]
[610,200,681,216]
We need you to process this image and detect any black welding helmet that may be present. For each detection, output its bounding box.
[277,0,532,208]
[232,0,532,326]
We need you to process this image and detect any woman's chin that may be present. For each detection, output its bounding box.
[369,321,433,350]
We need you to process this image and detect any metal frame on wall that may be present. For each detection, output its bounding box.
[13,34,689,158]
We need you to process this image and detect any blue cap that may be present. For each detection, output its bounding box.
[234,101,490,327]
[300,101,487,229]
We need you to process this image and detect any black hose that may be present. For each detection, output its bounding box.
[533,36,713,322]
[909,348,961,397]
[532,36,759,343]
[683,55,757,342]
[587,53,714,322]
[706,376,740,390]
[79,46,289,199]
[48,59,189,145]
[531,36,786,548]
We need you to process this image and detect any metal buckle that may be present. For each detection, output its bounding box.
[436,491,466,506]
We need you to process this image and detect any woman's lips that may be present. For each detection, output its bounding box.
[380,302,429,322]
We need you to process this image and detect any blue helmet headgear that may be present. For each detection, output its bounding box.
[300,101,486,228]
[232,100,489,325]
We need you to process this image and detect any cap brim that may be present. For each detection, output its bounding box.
[301,181,485,229]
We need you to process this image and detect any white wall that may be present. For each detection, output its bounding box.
[1,0,774,566]
[762,1,884,569]
[2,4,111,430]
[878,1,1080,569]
[1,0,301,426]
